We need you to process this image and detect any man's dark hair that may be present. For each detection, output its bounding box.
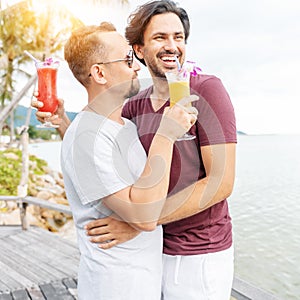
[125,0,190,66]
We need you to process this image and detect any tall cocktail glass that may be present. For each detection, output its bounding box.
[165,70,195,141]
[35,60,59,128]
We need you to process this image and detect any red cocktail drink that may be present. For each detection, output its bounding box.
[36,61,59,114]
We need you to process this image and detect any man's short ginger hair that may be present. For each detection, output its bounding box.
[64,22,116,87]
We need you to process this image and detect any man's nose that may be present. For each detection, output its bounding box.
[133,60,141,71]
[164,37,177,52]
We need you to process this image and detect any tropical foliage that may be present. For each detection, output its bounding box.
[0,148,47,195]
[0,1,84,108]
[0,0,127,135]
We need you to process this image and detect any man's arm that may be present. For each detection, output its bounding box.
[101,102,197,231]
[85,142,236,248]
[158,142,236,224]
[55,112,71,139]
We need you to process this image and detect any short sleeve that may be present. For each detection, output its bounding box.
[68,114,136,205]
[191,75,237,146]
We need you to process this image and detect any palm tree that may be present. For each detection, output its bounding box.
[0,0,128,138]
[0,0,83,137]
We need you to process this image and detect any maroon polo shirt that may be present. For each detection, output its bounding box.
[122,74,237,255]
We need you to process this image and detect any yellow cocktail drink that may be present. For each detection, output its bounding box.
[168,81,190,107]
[165,71,190,107]
[165,64,196,141]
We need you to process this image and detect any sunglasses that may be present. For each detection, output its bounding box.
[89,49,134,77]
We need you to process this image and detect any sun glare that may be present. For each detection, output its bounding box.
[4,0,130,30]
[30,0,81,15]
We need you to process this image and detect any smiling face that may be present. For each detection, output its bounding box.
[134,12,186,79]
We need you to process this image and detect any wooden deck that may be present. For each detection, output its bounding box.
[0,193,279,300]
[0,226,79,300]
[0,225,280,300]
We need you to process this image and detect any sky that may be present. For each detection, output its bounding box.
[6,0,300,135]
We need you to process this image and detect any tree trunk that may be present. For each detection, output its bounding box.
[18,127,29,230]
[9,111,14,143]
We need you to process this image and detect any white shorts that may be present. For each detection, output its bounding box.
[161,246,234,300]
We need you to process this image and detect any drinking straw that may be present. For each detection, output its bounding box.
[24,50,40,63]
[174,56,181,71]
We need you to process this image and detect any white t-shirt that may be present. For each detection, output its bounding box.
[61,111,162,300]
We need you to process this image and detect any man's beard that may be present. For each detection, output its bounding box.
[144,50,182,79]
[147,58,166,79]
[125,78,140,98]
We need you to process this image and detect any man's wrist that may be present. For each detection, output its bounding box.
[56,113,70,139]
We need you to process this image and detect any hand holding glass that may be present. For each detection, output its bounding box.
[35,61,59,128]
[165,71,195,141]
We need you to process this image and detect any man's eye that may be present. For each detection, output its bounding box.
[175,35,184,41]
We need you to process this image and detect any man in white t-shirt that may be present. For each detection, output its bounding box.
[60,22,197,300]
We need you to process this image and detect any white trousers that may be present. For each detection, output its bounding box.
[161,246,234,300]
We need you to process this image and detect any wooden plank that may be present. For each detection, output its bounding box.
[27,227,77,249]
[62,278,78,299]
[0,260,33,291]
[0,293,13,300]
[22,236,79,276]
[232,277,278,300]
[5,229,78,277]
[62,279,77,290]
[22,229,79,258]
[0,275,11,294]
[39,281,74,300]
[24,243,78,277]
[0,227,22,238]
[20,230,79,276]
[26,286,46,300]
[0,226,79,298]
[5,234,29,247]
[231,290,251,300]
[0,229,78,291]
[0,282,10,295]
[0,243,59,284]
[11,289,31,300]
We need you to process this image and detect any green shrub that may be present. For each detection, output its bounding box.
[0,148,48,196]
[28,125,57,140]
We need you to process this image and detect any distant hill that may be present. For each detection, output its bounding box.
[237,130,247,135]
[12,105,77,129]
[11,105,248,135]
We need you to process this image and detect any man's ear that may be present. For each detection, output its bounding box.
[90,65,107,84]
[133,44,144,60]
